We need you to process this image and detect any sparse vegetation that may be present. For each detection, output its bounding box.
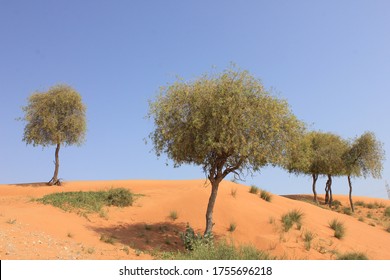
[260,189,273,202]
[303,230,314,251]
[281,209,303,232]
[342,207,352,216]
[329,219,346,239]
[228,222,237,232]
[230,188,237,198]
[169,210,178,221]
[180,224,214,251]
[67,232,73,238]
[6,219,17,224]
[384,207,390,217]
[332,200,342,209]
[100,234,116,244]
[268,216,275,224]
[355,201,366,207]
[36,188,134,216]
[249,185,259,194]
[337,252,368,260]
[144,224,152,231]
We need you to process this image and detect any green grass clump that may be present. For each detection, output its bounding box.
[342,207,352,216]
[169,210,178,221]
[332,200,342,209]
[384,207,390,217]
[355,201,366,207]
[259,189,272,202]
[303,230,314,251]
[36,188,134,214]
[337,252,368,260]
[249,185,259,194]
[164,240,273,260]
[100,234,116,244]
[329,219,346,239]
[281,209,303,232]
[228,222,237,232]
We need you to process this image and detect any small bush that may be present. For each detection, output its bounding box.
[100,234,116,244]
[337,252,368,260]
[386,225,390,233]
[230,188,237,198]
[105,188,133,207]
[180,224,213,251]
[329,219,345,239]
[367,212,372,218]
[332,200,342,209]
[358,217,365,222]
[384,207,390,217]
[303,231,314,251]
[169,210,178,221]
[260,189,272,202]
[342,207,352,216]
[228,222,237,232]
[355,201,366,207]
[165,239,273,260]
[249,185,259,194]
[281,209,303,232]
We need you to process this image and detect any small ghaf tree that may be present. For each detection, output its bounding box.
[343,132,385,212]
[21,84,87,186]
[148,66,304,235]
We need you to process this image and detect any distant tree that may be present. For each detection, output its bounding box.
[21,84,87,186]
[148,66,304,235]
[343,132,385,212]
[286,131,321,203]
[317,132,348,207]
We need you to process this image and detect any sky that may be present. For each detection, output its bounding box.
[1,0,389,199]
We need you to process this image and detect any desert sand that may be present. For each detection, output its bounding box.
[0,179,389,260]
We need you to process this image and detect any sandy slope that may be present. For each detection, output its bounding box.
[0,179,389,260]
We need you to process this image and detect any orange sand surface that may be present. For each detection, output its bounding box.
[0,179,389,260]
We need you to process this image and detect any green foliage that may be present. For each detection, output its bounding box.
[303,230,314,251]
[169,210,178,221]
[148,66,304,173]
[36,188,133,214]
[281,209,304,232]
[228,222,237,232]
[329,219,346,239]
[332,200,342,209]
[100,235,116,244]
[167,239,273,260]
[21,84,86,147]
[342,207,352,216]
[180,224,214,251]
[249,185,259,194]
[337,252,368,260]
[355,201,366,207]
[343,132,385,179]
[259,189,273,202]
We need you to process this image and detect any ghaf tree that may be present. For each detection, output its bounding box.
[21,84,87,186]
[148,66,304,235]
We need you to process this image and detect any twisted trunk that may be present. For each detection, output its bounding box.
[204,179,220,235]
[348,175,354,212]
[48,143,61,186]
[312,173,318,203]
[324,174,333,206]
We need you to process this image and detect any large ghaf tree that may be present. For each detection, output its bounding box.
[148,67,304,235]
[343,132,385,212]
[22,84,87,186]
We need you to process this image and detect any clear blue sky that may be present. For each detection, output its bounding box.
[1,0,389,198]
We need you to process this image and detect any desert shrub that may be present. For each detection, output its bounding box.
[303,230,314,251]
[169,210,178,221]
[386,225,390,233]
[228,222,237,232]
[384,207,390,217]
[337,252,368,260]
[36,188,134,214]
[332,200,342,209]
[354,201,366,207]
[166,239,273,260]
[105,188,133,207]
[281,209,303,232]
[180,224,213,251]
[249,185,259,194]
[230,188,237,198]
[358,217,365,222]
[260,189,272,202]
[329,219,345,239]
[100,234,116,244]
[342,207,352,216]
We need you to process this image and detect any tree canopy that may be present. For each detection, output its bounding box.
[148,66,305,234]
[22,84,87,185]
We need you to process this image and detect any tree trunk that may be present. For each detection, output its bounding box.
[312,173,318,203]
[204,179,220,235]
[328,174,333,207]
[48,143,61,186]
[324,177,330,204]
[348,175,354,212]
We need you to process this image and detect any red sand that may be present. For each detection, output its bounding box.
[0,179,389,259]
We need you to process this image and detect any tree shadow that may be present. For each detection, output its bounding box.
[89,222,191,253]
[9,182,50,187]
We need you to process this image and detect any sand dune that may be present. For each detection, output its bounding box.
[0,179,389,260]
